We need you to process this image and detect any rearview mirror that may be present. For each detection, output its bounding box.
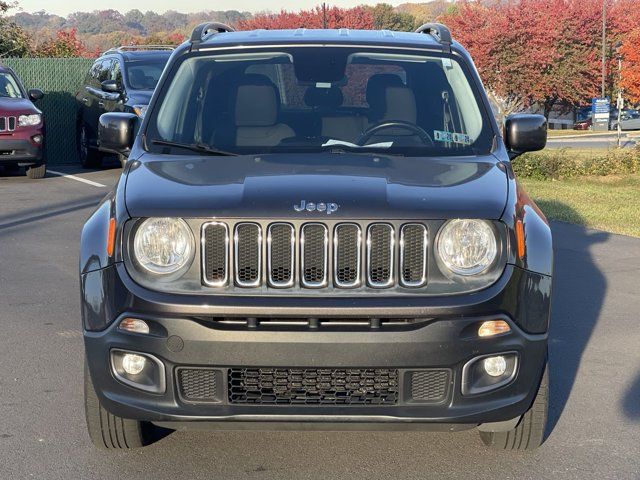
[101,79,122,94]
[98,113,137,156]
[504,114,547,159]
[28,89,44,102]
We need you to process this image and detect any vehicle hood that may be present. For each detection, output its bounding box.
[0,97,40,115]
[124,153,508,220]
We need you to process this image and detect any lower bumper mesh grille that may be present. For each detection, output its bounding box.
[177,368,221,402]
[228,368,399,405]
[410,369,451,403]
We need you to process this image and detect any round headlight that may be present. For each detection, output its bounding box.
[436,219,498,276]
[133,218,194,275]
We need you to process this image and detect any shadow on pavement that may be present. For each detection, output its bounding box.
[623,373,640,420]
[0,157,121,180]
[543,208,608,435]
[0,196,103,232]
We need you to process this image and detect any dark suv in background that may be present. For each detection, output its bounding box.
[75,46,173,168]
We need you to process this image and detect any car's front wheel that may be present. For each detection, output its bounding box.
[478,365,548,451]
[84,361,167,449]
[77,123,103,169]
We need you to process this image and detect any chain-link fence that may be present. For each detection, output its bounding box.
[2,57,94,165]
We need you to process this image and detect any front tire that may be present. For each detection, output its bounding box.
[77,123,103,169]
[26,164,46,179]
[479,365,548,451]
[84,361,162,449]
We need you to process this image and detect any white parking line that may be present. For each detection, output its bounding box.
[47,170,106,188]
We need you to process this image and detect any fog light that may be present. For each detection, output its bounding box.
[478,320,511,337]
[483,355,507,377]
[31,134,43,145]
[119,318,150,334]
[122,353,146,375]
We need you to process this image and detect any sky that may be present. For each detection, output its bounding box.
[16,0,408,16]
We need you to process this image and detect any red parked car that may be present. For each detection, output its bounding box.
[0,65,46,179]
[573,117,592,130]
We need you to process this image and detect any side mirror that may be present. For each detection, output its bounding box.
[98,113,137,156]
[28,89,44,102]
[101,79,122,94]
[504,114,547,158]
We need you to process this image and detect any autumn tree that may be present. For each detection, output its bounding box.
[0,1,31,57]
[365,3,416,31]
[34,28,92,57]
[441,0,602,116]
[619,29,640,102]
[237,6,374,30]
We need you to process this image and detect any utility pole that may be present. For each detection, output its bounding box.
[601,0,606,98]
[617,53,623,147]
[322,3,328,29]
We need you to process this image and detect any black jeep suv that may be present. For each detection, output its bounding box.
[81,23,552,451]
[75,46,173,168]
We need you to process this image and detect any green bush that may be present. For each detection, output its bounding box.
[513,147,640,179]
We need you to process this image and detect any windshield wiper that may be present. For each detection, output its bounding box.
[151,139,237,156]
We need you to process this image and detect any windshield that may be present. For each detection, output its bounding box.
[145,47,494,157]
[125,58,169,90]
[0,72,23,99]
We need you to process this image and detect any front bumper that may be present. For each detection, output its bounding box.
[83,263,550,429]
[0,137,43,166]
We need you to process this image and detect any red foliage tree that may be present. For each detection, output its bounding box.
[619,29,640,102]
[237,5,374,30]
[440,0,602,116]
[35,28,94,57]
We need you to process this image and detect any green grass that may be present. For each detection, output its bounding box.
[520,175,640,237]
[547,129,597,137]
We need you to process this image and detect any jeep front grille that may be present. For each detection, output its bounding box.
[202,221,429,290]
[400,224,428,287]
[234,223,261,287]
[267,223,294,287]
[334,223,361,287]
[301,223,328,287]
[0,116,17,132]
[367,224,394,287]
[202,222,229,287]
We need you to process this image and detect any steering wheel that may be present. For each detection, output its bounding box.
[356,121,435,147]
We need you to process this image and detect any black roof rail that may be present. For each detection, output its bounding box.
[190,22,235,49]
[415,23,452,53]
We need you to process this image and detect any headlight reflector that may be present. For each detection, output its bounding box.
[133,218,194,274]
[436,219,498,275]
[18,113,42,127]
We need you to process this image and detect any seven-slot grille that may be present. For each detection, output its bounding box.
[0,117,17,132]
[202,222,429,290]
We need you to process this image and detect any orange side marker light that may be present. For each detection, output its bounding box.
[515,219,526,259]
[106,218,116,257]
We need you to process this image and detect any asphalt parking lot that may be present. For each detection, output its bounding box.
[0,165,639,479]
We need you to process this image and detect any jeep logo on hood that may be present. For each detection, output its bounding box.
[294,200,339,214]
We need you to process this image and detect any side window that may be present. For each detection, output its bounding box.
[112,60,123,89]
[97,59,114,84]
[87,60,102,88]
